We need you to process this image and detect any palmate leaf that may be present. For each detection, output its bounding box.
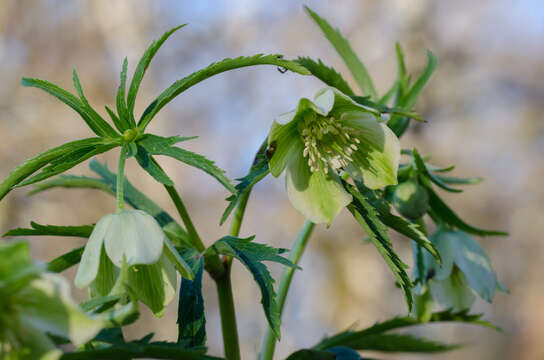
[207,236,298,339]
[21,78,118,138]
[137,134,236,194]
[0,137,115,201]
[16,142,118,187]
[127,25,187,117]
[346,185,413,310]
[177,250,206,346]
[4,222,93,238]
[304,6,377,100]
[138,54,310,130]
[296,57,355,96]
[28,159,191,247]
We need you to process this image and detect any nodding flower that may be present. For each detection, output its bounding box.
[75,209,193,317]
[267,87,400,225]
[422,229,506,311]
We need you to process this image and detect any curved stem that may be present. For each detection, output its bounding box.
[259,220,315,360]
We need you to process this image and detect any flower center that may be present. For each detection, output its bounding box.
[301,114,360,174]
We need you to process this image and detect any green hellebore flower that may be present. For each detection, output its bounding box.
[423,229,505,311]
[0,241,103,360]
[75,209,193,317]
[267,87,400,224]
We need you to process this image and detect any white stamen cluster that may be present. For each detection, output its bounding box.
[301,114,360,174]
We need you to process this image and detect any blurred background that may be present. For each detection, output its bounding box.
[1,0,543,359]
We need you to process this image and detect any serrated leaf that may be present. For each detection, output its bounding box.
[59,341,209,360]
[434,175,483,185]
[207,236,297,339]
[221,151,269,225]
[72,69,119,137]
[316,309,500,350]
[351,96,424,122]
[47,246,84,273]
[138,134,235,193]
[403,50,437,109]
[346,185,413,310]
[138,54,310,130]
[0,137,109,201]
[355,182,439,262]
[16,142,118,187]
[127,25,187,117]
[21,77,117,137]
[105,105,126,134]
[329,333,459,353]
[115,57,132,131]
[286,350,336,360]
[4,222,93,238]
[296,57,354,96]
[177,250,206,346]
[135,144,174,186]
[387,47,436,137]
[304,6,377,100]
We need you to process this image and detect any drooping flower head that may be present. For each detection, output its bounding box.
[75,209,193,316]
[422,229,506,311]
[267,87,400,224]
[0,241,103,360]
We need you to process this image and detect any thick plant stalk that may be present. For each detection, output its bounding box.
[259,220,315,360]
[214,190,252,360]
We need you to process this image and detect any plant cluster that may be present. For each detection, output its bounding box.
[0,6,506,360]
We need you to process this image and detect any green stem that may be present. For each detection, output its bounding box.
[164,184,224,278]
[216,267,241,360]
[116,145,128,210]
[214,190,251,360]
[259,220,315,360]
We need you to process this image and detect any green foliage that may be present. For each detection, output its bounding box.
[346,185,413,310]
[207,236,298,339]
[304,6,377,100]
[386,44,437,136]
[138,54,310,130]
[0,137,118,201]
[177,250,206,347]
[296,57,355,96]
[127,25,187,117]
[221,147,270,225]
[29,159,192,247]
[358,185,439,262]
[47,246,84,273]
[313,309,497,352]
[20,78,118,138]
[4,222,93,238]
[137,134,235,193]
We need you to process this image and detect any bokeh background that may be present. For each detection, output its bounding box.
[1,0,543,359]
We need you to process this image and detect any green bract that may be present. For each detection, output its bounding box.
[423,229,503,311]
[0,242,103,360]
[75,209,193,316]
[267,87,400,224]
